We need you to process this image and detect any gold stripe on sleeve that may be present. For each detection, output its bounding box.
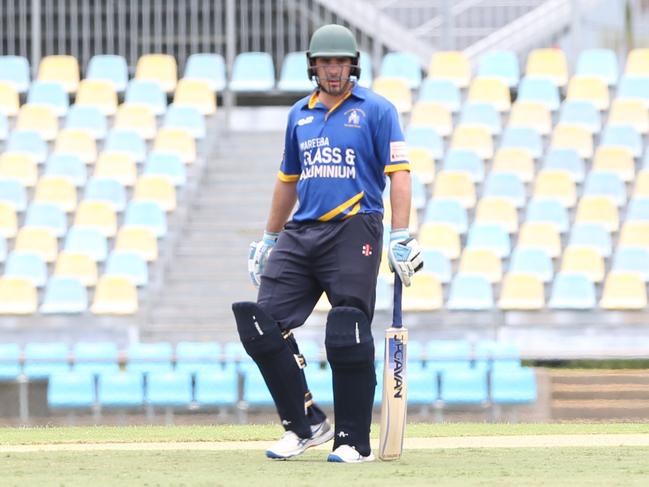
[318,191,364,221]
[384,163,411,174]
[278,171,300,182]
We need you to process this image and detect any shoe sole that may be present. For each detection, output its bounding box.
[265,427,335,460]
[327,453,375,463]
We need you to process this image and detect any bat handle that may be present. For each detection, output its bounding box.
[393,274,403,328]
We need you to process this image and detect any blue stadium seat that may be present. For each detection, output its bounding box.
[575,49,618,86]
[440,366,488,404]
[446,274,494,310]
[374,275,392,312]
[7,131,48,164]
[27,81,69,116]
[23,342,70,379]
[425,340,472,373]
[490,365,537,404]
[64,227,108,262]
[304,365,334,405]
[277,51,312,92]
[418,79,461,112]
[184,53,227,91]
[65,105,107,140]
[296,339,321,362]
[147,371,193,407]
[85,178,127,212]
[357,50,373,88]
[466,224,511,257]
[127,342,173,374]
[600,125,643,157]
[175,341,222,374]
[104,129,147,163]
[0,55,30,93]
[98,371,145,408]
[44,154,87,187]
[474,341,521,369]
[477,50,520,88]
[442,149,484,183]
[4,252,47,287]
[195,368,239,407]
[548,273,596,309]
[230,52,275,92]
[408,366,438,405]
[627,198,649,222]
[460,103,501,135]
[525,198,569,233]
[612,247,649,281]
[379,51,422,89]
[559,100,601,133]
[73,342,119,375]
[424,199,468,234]
[543,148,585,182]
[87,54,129,92]
[0,343,21,380]
[405,126,444,159]
[500,127,543,159]
[40,277,88,314]
[223,341,248,364]
[517,77,560,111]
[243,366,274,405]
[125,80,167,115]
[508,248,553,282]
[104,251,149,287]
[583,171,627,206]
[124,200,168,238]
[569,223,612,257]
[616,76,649,107]
[421,249,452,283]
[163,105,206,139]
[144,153,186,186]
[24,202,67,237]
[47,371,95,409]
[483,173,526,208]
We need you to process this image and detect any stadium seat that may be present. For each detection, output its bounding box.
[40,277,88,314]
[14,227,57,263]
[490,365,537,404]
[499,126,543,159]
[7,131,47,164]
[410,101,452,136]
[163,105,206,139]
[616,76,649,107]
[625,48,649,77]
[23,342,70,378]
[517,77,560,111]
[0,152,37,187]
[450,125,493,159]
[600,125,643,158]
[304,366,334,405]
[566,76,609,110]
[619,221,649,251]
[446,274,494,310]
[402,273,443,311]
[548,272,596,309]
[550,124,593,159]
[432,171,476,208]
[47,371,95,409]
[37,55,79,93]
[0,202,17,238]
[380,51,422,89]
[477,50,519,88]
[94,152,137,187]
[144,153,186,187]
[175,341,222,374]
[183,53,227,92]
[27,81,69,116]
[525,198,569,233]
[24,202,66,237]
[16,104,58,141]
[104,251,149,287]
[0,179,27,213]
[475,341,521,368]
[592,146,635,182]
[575,48,618,86]
[627,198,649,222]
[407,367,439,405]
[230,52,275,92]
[87,54,129,92]
[425,340,472,372]
[64,226,108,262]
[509,247,553,282]
[440,366,488,404]
[124,201,167,238]
[113,103,157,140]
[0,112,7,139]
[533,169,577,207]
[608,99,648,134]
[74,200,117,238]
[525,48,568,87]
[115,226,158,262]
[195,369,239,407]
[466,224,511,258]
[474,196,518,233]
[174,78,216,115]
[508,101,551,135]
[33,176,77,213]
[418,223,461,259]
[371,77,412,113]
[405,126,444,159]
[560,246,605,282]
[4,252,47,287]
[406,147,435,184]
[458,248,502,283]
[420,249,452,283]
[125,80,167,116]
[98,371,145,408]
[543,149,584,182]
[242,366,274,405]
[428,51,471,88]
[0,343,21,380]
[358,50,374,88]
[53,251,97,287]
[498,273,544,310]
[467,77,511,112]
[583,171,626,207]
[153,128,196,164]
[0,277,37,314]
[147,371,193,407]
[418,79,461,112]
[635,171,649,199]
[411,173,427,210]
[374,275,392,311]
[517,222,561,258]
[559,100,601,133]
[105,129,147,164]
[75,79,118,116]
[65,105,107,140]
[73,342,119,375]
[460,103,501,135]
[53,129,97,166]
[0,82,19,117]
[91,276,139,315]
[0,55,30,93]
[442,149,483,183]
[600,272,647,310]
[612,248,649,282]
[483,172,526,208]
[424,199,468,233]
[133,175,177,212]
[135,53,177,93]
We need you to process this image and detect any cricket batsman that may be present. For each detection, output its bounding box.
[232,24,423,463]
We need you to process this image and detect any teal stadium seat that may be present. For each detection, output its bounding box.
[146,371,193,407]
[418,79,461,112]
[500,127,543,159]
[612,248,649,281]
[175,341,222,374]
[379,51,422,89]
[483,173,526,208]
[358,50,373,88]
[575,49,618,86]
[44,154,87,187]
[508,248,553,282]
[105,129,147,163]
[23,342,70,379]
[569,223,612,257]
[517,77,560,111]
[525,198,569,233]
[440,366,488,404]
[304,365,333,405]
[0,55,30,93]
[40,277,88,314]
[0,179,27,212]
[583,171,626,206]
[223,341,248,364]
[7,131,48,164]
[0,343,21,380]
[548,273,596,309]
[405,126,444,159]
[27,81,69,116]
[65,105,107,139]
[85,178,127,212]
[407,366,438,405]
[87,54,129,92]
[230,52,275,92]
[443,149,484,183]
[446,274,494,310]
[125,80,167,115]
[424,199,468,233]
[64,227,108,262]
[490,364,537,404]
[426,340,472,373]
[144,153,186,186]
[474,341,521,369]
[559,100,601,133]
[4,252,47,287]
[243,366,274,405]
[124,201,167,237]
[47,371,95,409]
[477,50,520,88]
[627,198,649,222]
[421,249,452,283]
[277,51,312,92]
[374,275,392,312]
[127,342,173,374]
[104,251,149,286]
[600,125,643,157]
[460,103,501,135]
[616,76,649,107]
[73,342,119,375]
[466,224,511,257]
[195,368,239,407]
[163,105,206,139]
[184,53,227,92]
[410,173,427,210]
[544,148,585,182]
[98,371,144,408]
[25,202,67,237]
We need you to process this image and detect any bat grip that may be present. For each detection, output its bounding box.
[393,274,403,328]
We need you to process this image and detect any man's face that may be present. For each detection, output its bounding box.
[314,57,353,96]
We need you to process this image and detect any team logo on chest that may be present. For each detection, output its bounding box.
[344,108,365,128]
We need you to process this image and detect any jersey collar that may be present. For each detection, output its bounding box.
[304,83,365,112]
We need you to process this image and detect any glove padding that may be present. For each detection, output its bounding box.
[248,231,279,287]
[388,230,424,287]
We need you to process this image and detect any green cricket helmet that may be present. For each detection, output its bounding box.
[306,24,361,79]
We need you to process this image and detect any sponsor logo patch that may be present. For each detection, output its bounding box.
[344,108,365,128]
[361,243,373,256]
[297,115,314,126]
[390,141,408,162]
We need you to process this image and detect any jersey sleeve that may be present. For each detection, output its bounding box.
[278,114,301,182]
[377,104,410,174]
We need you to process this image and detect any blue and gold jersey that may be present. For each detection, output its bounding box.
[279,83,409,222]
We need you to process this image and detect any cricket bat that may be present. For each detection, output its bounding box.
[378,274,407,461]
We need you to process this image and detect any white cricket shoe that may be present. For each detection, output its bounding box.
[327,445,376,463]
[266,420,334,460]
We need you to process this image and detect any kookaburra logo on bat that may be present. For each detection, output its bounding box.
[392,337,404,398]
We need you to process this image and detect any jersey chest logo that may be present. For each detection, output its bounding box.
[344,108,365,128]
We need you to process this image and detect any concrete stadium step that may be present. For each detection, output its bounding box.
[552,383,649,401]
[551,399,649,420]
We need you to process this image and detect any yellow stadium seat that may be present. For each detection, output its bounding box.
[634,170,649,199]
[0,152,37,187]
[402,273,443,311]
[618,221,649,251]
[410,101,452,136]
[37,55,80,93]
[115,226,158,262]
[458,248,502,283]
[371,77,412,113]
[0,82,20,116]
[428,51,471,88]
[608,99,649,134]
[153,128,196,164]
[91,276,138,315]
[135,53,177,93]
[566,76,610,110]
[592,146,635,182]
[16,104,58,141]
[525,48,568,87]
[33,176,77,213]
[75,79,118,116]
[174,79,216,115]
[54,252,98,287]
[625,48,649,77]
[14,227,58,262]
[432,171,476,208]
[533,170,576,208]
[491,148,535,183]
[518,222,561,258]
[560,246,605,283]
[74,200,117,237]
[467,77,511,112]
[407,147,435,185]
[114,103,157,140]
[498,273,544,310]
[507,101,552,135]
[450,125,493,160]
[133,175,177,212]
[574,196,619,232]
[418,223,461,259]
[550,124,593,159]
[600,272,647,310]
[474,197,518,233]
[383,203,418,233]
[94,152,137,187]
[0,202,17,238]
[0,277,37,314]
[54,129,97,165]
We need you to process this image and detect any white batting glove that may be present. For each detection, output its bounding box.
[248,231,279,287]
[387,229,424,287]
